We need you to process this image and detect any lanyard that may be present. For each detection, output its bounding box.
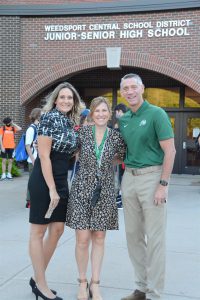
[92,126,108,168]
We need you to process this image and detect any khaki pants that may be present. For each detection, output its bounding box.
[121,167,167,300]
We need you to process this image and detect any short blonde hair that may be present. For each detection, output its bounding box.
[90,97,112,118]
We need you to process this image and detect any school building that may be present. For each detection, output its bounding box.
[1,0,200,174]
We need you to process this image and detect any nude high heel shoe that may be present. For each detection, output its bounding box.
[77,278,89,300]
[89,280,103,300]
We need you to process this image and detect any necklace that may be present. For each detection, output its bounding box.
[92,126,108,163]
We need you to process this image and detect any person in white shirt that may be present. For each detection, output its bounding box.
[25,108,42,208]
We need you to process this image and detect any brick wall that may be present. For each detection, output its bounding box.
[0,16,25,133]
[1,6,200,124]
[19,9,200,102]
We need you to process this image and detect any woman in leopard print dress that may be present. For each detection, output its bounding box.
[66,97,126,300]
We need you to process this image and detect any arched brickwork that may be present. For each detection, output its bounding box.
[21,51,200,104]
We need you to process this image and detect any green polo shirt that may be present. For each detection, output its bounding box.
[119,100,174,168]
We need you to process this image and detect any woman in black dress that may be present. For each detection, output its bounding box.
[28,82,81,300]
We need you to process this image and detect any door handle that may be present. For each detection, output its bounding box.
[183,141,186,149]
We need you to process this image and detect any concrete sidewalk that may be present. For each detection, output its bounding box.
[0,173,200,300]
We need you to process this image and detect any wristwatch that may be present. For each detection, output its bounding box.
[159,179,168,186]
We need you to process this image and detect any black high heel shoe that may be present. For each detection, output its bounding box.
[33,285,63,300]
[29,278,57,295]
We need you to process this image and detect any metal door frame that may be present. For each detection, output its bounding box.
[181,112,200,174]
[167,112,182,174]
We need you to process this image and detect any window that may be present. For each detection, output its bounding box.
[84,88,113,107]
[184,87,200,108]
[143,88,179,108]
[117,87,180,108]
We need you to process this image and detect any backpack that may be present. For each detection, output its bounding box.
[195,134,200,152]
[15,124,37,162]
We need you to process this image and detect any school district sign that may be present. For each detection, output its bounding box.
[44,19,191,41]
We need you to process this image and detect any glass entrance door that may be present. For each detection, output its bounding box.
[167,112,181,174]
[182,114,200,174]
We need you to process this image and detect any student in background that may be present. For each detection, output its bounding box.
[69,108,94,185]
[79,108,91,126]
[114,103,128,128]
[114,103,127,209]
[0,117,22,180]
[25,108,42,208]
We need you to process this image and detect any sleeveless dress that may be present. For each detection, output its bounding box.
[29,108,78,224]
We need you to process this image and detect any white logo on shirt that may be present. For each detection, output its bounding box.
[139,120,147,126]
[124,124,128,128]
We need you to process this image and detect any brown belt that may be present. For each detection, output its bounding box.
[125,165,162,176]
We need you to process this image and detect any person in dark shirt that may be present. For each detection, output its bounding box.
[113,103,128,209]
[25,108,42,208]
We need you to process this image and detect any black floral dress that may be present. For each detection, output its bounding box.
[66,125,126,231]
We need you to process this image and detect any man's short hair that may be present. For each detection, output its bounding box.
[114,103,127,113]
[120,73,143,88]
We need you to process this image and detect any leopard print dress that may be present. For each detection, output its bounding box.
[66,125,126,231]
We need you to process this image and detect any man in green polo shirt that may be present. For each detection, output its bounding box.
[119,74,176,300]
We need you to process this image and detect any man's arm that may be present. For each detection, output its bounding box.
[160,138,176,181]
[154,138,176,205]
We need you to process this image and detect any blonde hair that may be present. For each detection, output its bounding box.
[89,97,112,119]
[42,82,82,124]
